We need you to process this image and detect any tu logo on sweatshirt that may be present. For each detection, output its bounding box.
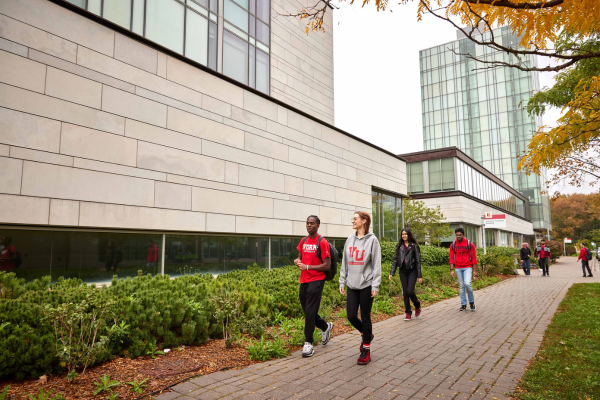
[348,247,365,265]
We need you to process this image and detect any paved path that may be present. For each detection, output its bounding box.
[156,256,599,400]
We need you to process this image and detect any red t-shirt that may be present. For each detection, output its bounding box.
[297,236,330,283]
[0,246,16,270]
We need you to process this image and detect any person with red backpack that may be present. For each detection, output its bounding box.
[578,243,594,278]
[450,227,478,311]
[294,215,334,358]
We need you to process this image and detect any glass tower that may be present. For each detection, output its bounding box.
[419,26,551,232]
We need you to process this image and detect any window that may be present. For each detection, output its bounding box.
[64,0,271,86]
[223,30,248,84]
[441,157,455,190]
[372,190,403,242]
[429,160,442,192]
[408,162,424,193]
[165,234,268,276]
[223,0,271,93]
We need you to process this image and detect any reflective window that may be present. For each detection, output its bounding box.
[165,234,268,276]
[146,0,185,54]
[485,228,497,247]
[0,229,162,283]
[372,190,403,242]
[271,237,301,268]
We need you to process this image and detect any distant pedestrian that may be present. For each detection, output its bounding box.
[578,243,594,278]
[450,227,478,311]
[340,211,381,365]
[535,240,551,277]
[389,228,422,322]
[147,240,160,272]
[294,215,334,358]
[520,243,532,276]
[0,236,17,271]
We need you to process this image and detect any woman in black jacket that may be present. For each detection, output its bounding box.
[389,228,423,321]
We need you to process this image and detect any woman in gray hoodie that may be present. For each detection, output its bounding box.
[339,211,382,365]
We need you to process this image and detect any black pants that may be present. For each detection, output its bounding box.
[539,258,549,275]
[346,286,373,344]
[299,280,328,344]
[582,260,592,276]
[399,268,421,314]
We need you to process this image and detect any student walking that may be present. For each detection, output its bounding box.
[0,236,17,271]
[450,227,478,311]
[520,243,532,276]
[535,240,551,277]
[389,228,422,321]
[294,215,334,358]
[339,211,382,365]
[578,243,594,278]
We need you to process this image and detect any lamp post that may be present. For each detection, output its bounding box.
[481,215,487,255]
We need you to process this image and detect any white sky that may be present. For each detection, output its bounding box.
[331,2,595,194]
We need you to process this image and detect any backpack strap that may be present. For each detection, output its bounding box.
[300,236,308,262]
[316,235,323,261]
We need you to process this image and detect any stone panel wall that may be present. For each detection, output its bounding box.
[0,0,404,238]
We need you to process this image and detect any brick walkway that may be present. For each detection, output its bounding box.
[155,257,598,400]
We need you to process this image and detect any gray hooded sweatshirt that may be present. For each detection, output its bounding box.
[339,232,382,292]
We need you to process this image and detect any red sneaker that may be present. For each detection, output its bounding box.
[359,334,374,351]
[357,348,371,365]
[404,313,411,321]
[415,308,421,317]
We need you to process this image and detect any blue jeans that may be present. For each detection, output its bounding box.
[456,267,474,305]
[522,258,531,275]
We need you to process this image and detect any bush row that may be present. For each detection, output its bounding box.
[0,245,517,380]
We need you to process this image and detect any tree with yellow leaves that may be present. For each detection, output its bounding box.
[291,0,600,188]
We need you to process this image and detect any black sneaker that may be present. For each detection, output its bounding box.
[321,322,334,345]
[470,302,476,311]
[459,305,467,311]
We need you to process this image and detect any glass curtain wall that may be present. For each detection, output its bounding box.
[65,0,270,94]
[464,224,478,247]
[0,228,162,283]
[1,228,351,283]
[428,158,455,192]
[455,159,526,218]
[419,26,550,230]
[371,190,403,242]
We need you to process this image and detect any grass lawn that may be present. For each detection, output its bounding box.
[514,283,600,400]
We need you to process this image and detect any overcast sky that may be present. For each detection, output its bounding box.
[331,2,594,195]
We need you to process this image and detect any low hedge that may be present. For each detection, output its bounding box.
[0,245,516,380]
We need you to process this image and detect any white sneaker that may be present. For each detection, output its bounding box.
[302,342,314,357]
[322,322,334,345]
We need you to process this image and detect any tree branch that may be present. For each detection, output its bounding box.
[463,0,564,9]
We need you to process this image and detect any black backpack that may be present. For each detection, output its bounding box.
[451,240,472,263]
[301,236,338,281]
[585,248,593,261]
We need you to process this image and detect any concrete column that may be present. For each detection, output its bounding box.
[510,232,514,247]
[496,230,501,247]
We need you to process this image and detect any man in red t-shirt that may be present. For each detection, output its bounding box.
[0,236,17,271]
[294,215,334,358]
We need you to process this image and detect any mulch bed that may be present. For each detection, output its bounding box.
[1,274,516,399]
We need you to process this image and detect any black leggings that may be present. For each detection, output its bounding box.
[399,268,421,314]
[582,260,592,276]
[539,258,549,275]
[346,286,373,344]
[299,280,328,343]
